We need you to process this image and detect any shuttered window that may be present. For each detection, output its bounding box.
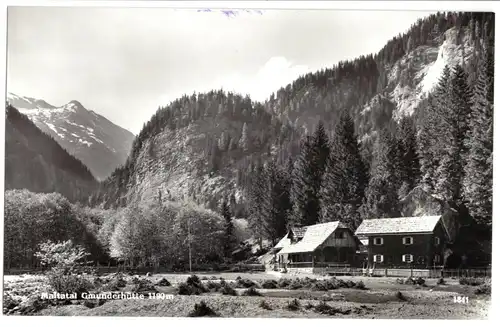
[373,254,384,263]
[373,237,384,245]
[435,237,440,246]
[402,254,413,263]
[402,236,413,245]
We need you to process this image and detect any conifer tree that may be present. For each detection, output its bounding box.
[248,163,267,250]
[290,135,317,226]
[239,122,250,152]
[396,116,420,197]
[263,160,292,244]
[290,123,330,227]
[221,197,234,259]
[360,129,400,220]
[320,110,367,230]
[418,66,451,194]
[463,45,493,226]
[435,65,472,203]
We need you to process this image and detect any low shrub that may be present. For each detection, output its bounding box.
[220,284,237,296]
[242,287,262,296]
[404,277,416,285]
[415,277,426,286]
[288,279,305,290]
[278,278,292,288]
[206,281,225,292]
[474,283,491,295]
[311,279,339,291]
[260,279,278,289]
[314,301,334,315]
[395,291,407,301]
[459,277,485,286]
[201,276,209,280]
[177,275,209,295]
[304,302,315,310]
[235,278,259,288]
[312,301,352,315]
[437,278,446,285]
[344,280,356,288]
[156,278,171,287]
[132,279,158,294]
[396,278,405,285]
[46,272,93,298]
[287,299,301,311]
[178,283,201,295]
[354,280,367,290]
[259,300,272,310]
[102,276,127,291]
[188,300,219,317]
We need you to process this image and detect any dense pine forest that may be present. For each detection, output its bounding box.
[4,11,494,270]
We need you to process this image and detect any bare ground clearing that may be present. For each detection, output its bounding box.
[4,272,490,318]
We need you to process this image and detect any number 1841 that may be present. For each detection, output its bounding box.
[453,296,469,304]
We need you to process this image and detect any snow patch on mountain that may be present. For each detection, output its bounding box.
[78,139,92,147]
[6,92,135,180]
[45,122,65,139]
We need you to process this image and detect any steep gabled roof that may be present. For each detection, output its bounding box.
[274,234,291,250]
[278,221,345,254]
[355,216,442,235]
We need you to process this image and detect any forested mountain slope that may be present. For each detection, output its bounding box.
[5,104,98,202]
[93,91,301,212]
[93,11,494,250]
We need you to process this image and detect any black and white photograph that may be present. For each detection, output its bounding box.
[1,1,495,320]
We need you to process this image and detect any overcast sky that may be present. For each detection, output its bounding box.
[7,7,434,134]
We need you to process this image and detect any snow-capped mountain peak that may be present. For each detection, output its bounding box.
[62,100,87,113]
[6,93,135,180]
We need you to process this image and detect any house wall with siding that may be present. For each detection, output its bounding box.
[316,228,358,264]
[366,228,446,269]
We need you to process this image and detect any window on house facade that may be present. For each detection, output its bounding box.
[434,237,440,246]
[402,236,414,245]
[373,254,384,263]
[337,231,345,239]
[402,254,413,263]
[373,237,384,245]
[417,256,425,264]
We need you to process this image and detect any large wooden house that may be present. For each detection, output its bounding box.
[272,221,360,274]
[355,215,450,270]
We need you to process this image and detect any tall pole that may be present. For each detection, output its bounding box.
[188,214,192,273]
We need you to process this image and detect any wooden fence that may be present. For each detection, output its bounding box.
[441,268,491,278]
[272,263,492,278]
